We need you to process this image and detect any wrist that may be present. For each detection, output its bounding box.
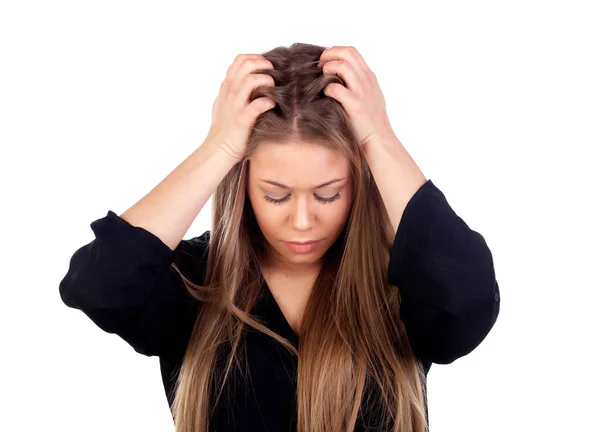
[201,140,243,163]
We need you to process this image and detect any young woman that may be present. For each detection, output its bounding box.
[59,43,500,432]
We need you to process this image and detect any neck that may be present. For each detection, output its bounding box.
[263,259,322,279]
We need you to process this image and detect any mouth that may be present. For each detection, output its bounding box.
[283,240,321,253]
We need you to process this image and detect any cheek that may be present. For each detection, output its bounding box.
[330,199,353,227]
[312,200,353,232]
[255,204,280,228]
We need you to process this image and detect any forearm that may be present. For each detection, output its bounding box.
[120,141,239,251]
[364,136,427,233]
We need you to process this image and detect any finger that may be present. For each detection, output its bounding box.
[232,60,274,96]
[234,73,275,109]
[244,97,276,124]
[226,53,266,77]
[323,82,358,112]
[226,55,273,90]
[318,46,370,74]
[321,60,362,94]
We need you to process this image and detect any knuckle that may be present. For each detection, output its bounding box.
[239,56,251,68]
[246,72,274,86]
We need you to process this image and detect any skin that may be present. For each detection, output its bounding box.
[246,141,354,334]
[246,141,354,279]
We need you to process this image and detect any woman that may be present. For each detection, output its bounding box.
[59,42,500,432]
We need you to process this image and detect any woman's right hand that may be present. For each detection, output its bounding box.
[204,54,277,161]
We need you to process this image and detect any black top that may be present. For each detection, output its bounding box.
[59,179,500,431]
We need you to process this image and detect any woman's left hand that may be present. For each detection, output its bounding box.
[318,46,397,150]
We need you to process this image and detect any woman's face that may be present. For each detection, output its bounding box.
[246,141,353,274]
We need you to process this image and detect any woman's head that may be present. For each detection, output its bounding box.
[170,43,428,432]
[246,139,353,274]
[237,42,370,276]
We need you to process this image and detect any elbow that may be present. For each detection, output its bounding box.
[58,241,99,310]
[59,273,77,308]
[428,287,500,365]
[59,251,87,309]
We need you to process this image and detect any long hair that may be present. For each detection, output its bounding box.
[169,42,428,432]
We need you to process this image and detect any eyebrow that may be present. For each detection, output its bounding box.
[259,177,346,189]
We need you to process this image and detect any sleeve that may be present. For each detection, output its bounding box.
[59,210,211,358]
[388,179,501,365]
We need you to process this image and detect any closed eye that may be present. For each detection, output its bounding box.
[263,193,341,205]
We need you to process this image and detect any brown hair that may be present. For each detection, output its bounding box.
[169,42,428,432]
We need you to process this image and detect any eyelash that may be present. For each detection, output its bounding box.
[263,193,341,205]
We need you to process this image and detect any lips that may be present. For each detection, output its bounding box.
[283,240,321,253]
[287,240,318,245]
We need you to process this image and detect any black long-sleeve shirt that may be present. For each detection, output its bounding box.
[59,179,500,431]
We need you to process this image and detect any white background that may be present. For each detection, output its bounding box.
[1,1,599,431]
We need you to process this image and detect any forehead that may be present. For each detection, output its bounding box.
[249,142,349,186]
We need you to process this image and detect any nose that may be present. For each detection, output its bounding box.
[291,194,315,230]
